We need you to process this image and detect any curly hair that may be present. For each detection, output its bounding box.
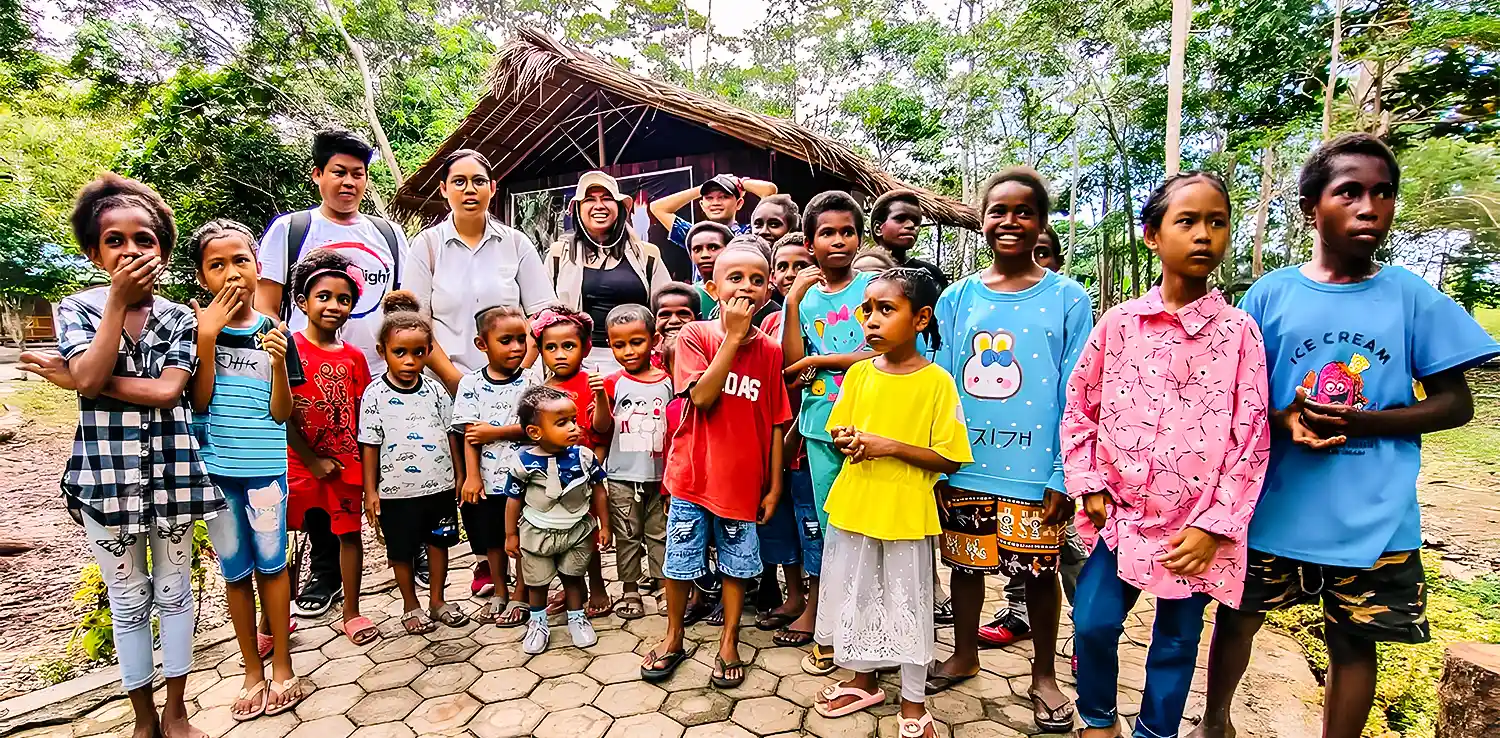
[1299,132,1400,203]
[517,384,574,428]
[977,167,1051,217]
[378,290,432,345]
[870,189,923,228]
[802,190,865,241]
[290,247,360,299]
[651,282,700,316]
[70,173,176,258]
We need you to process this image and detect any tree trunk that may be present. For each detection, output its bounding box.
[321,0,405,191]
[1068,126,1082,274]
[1164,0,1192,176]
[1323,0,1344,141]
[1251,144,1276,277]
[1121,156,1141,297]
[1100,163,1114,310]
[1438,643,1500,738]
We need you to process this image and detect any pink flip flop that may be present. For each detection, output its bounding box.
[813,683,886,718]
[255,618,299,660]
[342,616,379,645]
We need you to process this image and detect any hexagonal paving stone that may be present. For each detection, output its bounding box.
[223,710,298,738]
[623,616,668,642]
[978,648,1033,679]
[310,655,376,689]
[953,672,1014,704]
[680,723,757,738]
[730,695,804,734]
[295,683,366,721]
[657,658,714,692]
[290,621,340,652]
[367,636,428,664]
[288,715,356,738]
[804,707,878,737]
[467,667,540,703]
[471,623,527,646]
[595,680,668,717]
[347,686,422,726]
[406,693,482,734]
[470,643,531,671]
[356,658,425,692]
[290,648,329,675]
[754,647,807,677]
[602,712,685,738]
[530,672,603,711]
[348,723,416,738]
[984,699,1040,734]
[528,646,593,678]
[416,638,480,666]
[928,688,986,724]
[718,666,780,700]
[776,672,828,708]
[411,662,481,698]
[737,626,779,650]
[585,652,646,684]
[428,620,481,642]
[190,705,238,738]
[950,720,1026,738]
[590,630,641,655]
[321,631,380,660]
[532,705,613,738]
[183,670,222,700]
[196,676,244,710]
[661,688,733,726]
[467,698,547,738]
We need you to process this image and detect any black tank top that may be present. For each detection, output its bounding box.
[582,257,648,346]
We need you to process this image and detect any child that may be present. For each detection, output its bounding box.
[600,304,673,619]
[1190,134,1500,738]
[188,220,307,720]
[652,282,701,345]
[769,233,813,304]
[25,174,224,738]
[776,191,877,673]
[282,249,376,645]
[358,291,468,635]
[530,304,614,616]
[701,234,782,330]
[1063,171,1270,738]
[687,221,734,318]
[751,193,801,246]
[504,385,611,654]
[852,245,896,273]
[453,304,534,628]
[1034,224,1064,272]
[928,169,1092,734]
[813,268,972,737]
[870,189,947,289]
[641,244,791,688]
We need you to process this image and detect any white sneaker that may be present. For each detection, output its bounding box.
[568,610,597,648]
[523,616,550,655]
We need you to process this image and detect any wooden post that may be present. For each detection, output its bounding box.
[1164,0,1192,176]
[1251,144,1276,277]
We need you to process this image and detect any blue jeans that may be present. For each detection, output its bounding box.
[787,467,823,576]
[1074,542,1209,738]
[665,497,762,580]
[82,515,195,691]
[758,476,800,568]
[206,474,289,582]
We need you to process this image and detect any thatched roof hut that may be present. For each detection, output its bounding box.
[392,29,977,277]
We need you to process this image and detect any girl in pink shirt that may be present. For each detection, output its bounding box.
[1062,172,1270,738]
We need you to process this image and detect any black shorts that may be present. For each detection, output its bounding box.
[378,491,461,563]
[1236,548,1430,644]
[461,494,509,552]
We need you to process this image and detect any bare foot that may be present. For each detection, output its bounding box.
[1186,722,1237,738]
[159,709,208,738]
[130,716,158,738]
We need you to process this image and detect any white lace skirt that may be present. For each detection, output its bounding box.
[814,526,935,670]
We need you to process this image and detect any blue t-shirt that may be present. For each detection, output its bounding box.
[199,313,305,478]
[934,270,1093,501]
[667,216,751,248]
[794,270,877,443]
[1242,266,1500,567]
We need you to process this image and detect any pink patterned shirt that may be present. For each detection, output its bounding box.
[1062,288,1270,607]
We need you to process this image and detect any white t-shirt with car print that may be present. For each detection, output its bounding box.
[358,375,455,499]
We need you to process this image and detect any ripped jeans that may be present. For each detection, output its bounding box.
[663,497,763,581]
[205,475,289,583]
[82,516,197,691]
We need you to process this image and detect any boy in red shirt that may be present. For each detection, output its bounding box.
[640,245,790,690]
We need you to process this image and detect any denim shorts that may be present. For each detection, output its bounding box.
[787,468,823,577]
[665,497,762,581]
[206,474,289,583]
[758,476,800,568]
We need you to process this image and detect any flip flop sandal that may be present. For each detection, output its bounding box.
[704,603,725,626]
[1028,688,1077,732]
[899,712,937,737]
[924,670,977,695]
[401,609,437,636]
[638,576,659,593]
[614,593,646,620]
[264,677,309,717]
[474,600,503,625]
[640,644,697,683]
[251,619,299,662]
[231,680,269,722]
[293,588,342,618]
[812,683,886,718]
[773,628,815,647]
[430,603,470,627]
[801,643,837,676]
[711,655,747,689]
[756,611,801,631]
[496,601,529,628]
[342,616,380,645]
[933,598,954,625]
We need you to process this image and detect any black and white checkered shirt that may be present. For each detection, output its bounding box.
[56,288,224,536]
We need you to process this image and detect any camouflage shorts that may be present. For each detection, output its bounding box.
[1237,548,1430,644]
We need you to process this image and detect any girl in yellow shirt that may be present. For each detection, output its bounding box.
[812,268,973,737]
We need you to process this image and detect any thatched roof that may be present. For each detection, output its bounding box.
[392,28,979,230]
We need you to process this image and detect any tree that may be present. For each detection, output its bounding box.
[0,199,79,345]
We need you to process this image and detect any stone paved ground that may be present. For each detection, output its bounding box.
[12,555,1264,738]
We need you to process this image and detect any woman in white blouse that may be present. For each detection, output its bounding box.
[406,149,555,392]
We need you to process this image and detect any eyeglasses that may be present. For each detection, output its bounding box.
[448,175,491,190]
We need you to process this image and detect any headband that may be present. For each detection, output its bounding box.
[304,265,365,298]
[530,307,593,340]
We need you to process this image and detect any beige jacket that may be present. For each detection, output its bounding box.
[545,233,670,312]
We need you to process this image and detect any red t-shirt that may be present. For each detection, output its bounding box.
[289,333,371,485]
[549,371,600,450]
[664,322,792,521]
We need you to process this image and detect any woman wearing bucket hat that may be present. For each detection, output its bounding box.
[547,170,670,375]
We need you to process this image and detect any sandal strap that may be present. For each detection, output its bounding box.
[898,713,933,737]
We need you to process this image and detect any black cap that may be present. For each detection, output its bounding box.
[700,174,744,199]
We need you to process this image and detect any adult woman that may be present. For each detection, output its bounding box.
[406,149,555,391]
[547,171,670,374]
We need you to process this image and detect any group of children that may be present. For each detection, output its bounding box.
[27,130,1499,738]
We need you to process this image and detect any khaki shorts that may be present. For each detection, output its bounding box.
[519,517,596,586]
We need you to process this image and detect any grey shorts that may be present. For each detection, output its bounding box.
[519,517,596,586]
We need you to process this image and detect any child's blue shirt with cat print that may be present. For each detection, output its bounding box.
[794,270,878,443]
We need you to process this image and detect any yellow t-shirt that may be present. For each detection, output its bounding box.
[822,360,974,541]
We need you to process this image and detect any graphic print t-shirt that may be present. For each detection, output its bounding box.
[358,376,456,499]
[603,372,674,482]
[260,209,409,375]
[794,270,876,443]
[933,270,1093,501]
[199,313,305,478]
[289,333,371,485]
[451,368,533,498]
[1242,266,1500,567]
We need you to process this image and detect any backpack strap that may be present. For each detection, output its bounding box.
[280,211,313,321]
[369,216,401,289]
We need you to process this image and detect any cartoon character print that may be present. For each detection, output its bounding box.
[616,396,668,453]
[962,330,1023,400]
[813,305,868,356]
[1301,353,1371,409]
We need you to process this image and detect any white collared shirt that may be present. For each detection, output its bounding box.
[406,215,555,373]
